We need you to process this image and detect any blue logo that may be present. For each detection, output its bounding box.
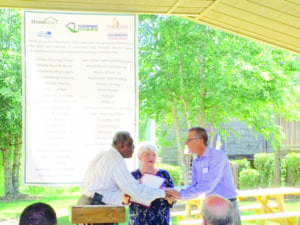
[37,31,52,39]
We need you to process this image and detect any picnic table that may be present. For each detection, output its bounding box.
[237,187,300,225]
[173,187,300,225]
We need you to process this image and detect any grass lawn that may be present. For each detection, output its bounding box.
[0,195,79,222]
[0,194,299,225]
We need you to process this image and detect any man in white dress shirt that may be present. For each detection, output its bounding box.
[79,131,172,225]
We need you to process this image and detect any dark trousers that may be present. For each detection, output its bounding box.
[229,198,241,225]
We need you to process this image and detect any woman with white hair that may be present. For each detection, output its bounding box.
[128,141,175,225]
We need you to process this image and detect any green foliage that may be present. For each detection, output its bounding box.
[233,158,251,175]
[238,168,260,189]
[156,163,182,186]
[138,15,300,151]
[0,154,3,196]
[280,158,287,186]
[235,153,300,188]
[0,8,22,196]
[0,9,22,144]
[285,153,300,187]
[254,153,275,187]
[138,114,149,142]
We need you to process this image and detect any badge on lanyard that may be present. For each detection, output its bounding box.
[203,167,208,174]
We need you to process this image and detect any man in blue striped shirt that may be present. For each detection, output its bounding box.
[173,127,241,225]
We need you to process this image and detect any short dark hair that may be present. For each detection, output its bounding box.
[189,127,208,146]
[19,202,57,225]
[112,131,131,146]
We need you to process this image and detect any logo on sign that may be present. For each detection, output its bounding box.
[31,16,58,25]
[107,17,128,40]
[65,22,99,33]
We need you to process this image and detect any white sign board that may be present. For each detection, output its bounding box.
[23,11,137,185]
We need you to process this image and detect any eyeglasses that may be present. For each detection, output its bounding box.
[185,138,200,143]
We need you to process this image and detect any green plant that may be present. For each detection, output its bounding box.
[285,153,300,187]
[280,158,287,186]
[238,168,260,190]
[233,158,251,176]
[254,153,274,187]
[156,163,182,186]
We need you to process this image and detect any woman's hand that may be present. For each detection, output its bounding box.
[122,194,131,205]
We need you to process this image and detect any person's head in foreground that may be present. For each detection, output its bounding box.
[113,131,134,158]
[138,141,158,169]
[201,194,234,225]
[19,202,57,225]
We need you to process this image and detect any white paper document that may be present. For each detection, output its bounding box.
[141,173,165,188]
[130,173,166,207]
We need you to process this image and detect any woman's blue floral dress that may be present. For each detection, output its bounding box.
[128,169,174,225]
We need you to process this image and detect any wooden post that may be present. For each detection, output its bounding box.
[230,161,239,189]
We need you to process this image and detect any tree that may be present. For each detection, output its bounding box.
[138,15,300,183]
[0,9,22,198]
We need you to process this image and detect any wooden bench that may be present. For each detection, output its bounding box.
[177,211,300,225]
[177,218,203,224]
[239,202,278,212]
[71,205,126,224]
[171,209,200,221]
[241,211,300,225]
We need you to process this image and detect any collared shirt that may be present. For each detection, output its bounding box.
[179,146,237,200]
[81,147,165,205]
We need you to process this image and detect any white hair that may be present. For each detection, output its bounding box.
[137,141,158,157]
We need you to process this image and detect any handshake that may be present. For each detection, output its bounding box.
[122,187,180,205]
[162,187,180,202]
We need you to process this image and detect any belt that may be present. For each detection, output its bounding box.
[228,197,236,202]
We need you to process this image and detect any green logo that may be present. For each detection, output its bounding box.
[65,22,78,33]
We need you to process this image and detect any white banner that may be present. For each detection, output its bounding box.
[23,11,137,185]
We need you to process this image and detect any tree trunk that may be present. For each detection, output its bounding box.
[196,98,205,127]
[209,124,215,147]
[274,146,281,187]
[170,100,189,184]
[12,142,22,194]
[1,148,16,197]
[181,96,191,128]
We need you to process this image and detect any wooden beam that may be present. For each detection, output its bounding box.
[166,0,182,14]
[196,0,222,20]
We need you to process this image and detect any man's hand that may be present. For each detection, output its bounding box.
[163,187,180,200]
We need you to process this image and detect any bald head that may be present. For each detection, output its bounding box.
[201,194,234,225]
